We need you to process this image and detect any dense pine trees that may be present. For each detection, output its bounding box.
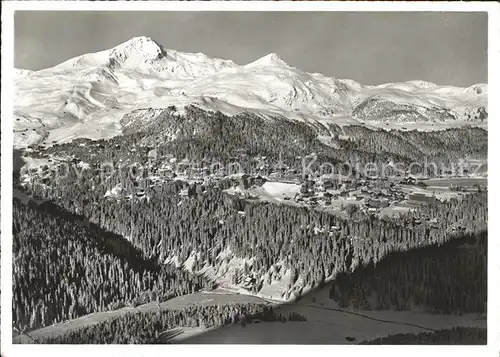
[329,231,486,314]
[339,125,487,164]
[13,200,210,331]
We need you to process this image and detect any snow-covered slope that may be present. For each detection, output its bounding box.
[13,36,487,148]
[52,36,238,78]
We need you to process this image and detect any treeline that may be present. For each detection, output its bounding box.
[44,107,338,170]
[361,327,487,345]
[38,107,487,177]
[352,97,457,124]
[34,303,305,344]
[338,125,487,165]
[329,230,486,314]
[13,199,211,331]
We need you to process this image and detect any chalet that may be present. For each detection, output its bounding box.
[147,149,157,161]
[274,162,288,173]
[428,218,439,228]
[323,180,335,189]
[400,176,417,185]
[338,191,349,198]
[178,158,191,168]
[471,184,483,193]
[449,225,466,233]
[406,193,437,206]
[239,174,251,189]
[365,199,389,209]
[162,170,177,180]
[244,192,258,200]
[450,184,467,192]
[254,176,266,187]
[300,182,314,197]
[315,183,326,192]
[416,181,427,188]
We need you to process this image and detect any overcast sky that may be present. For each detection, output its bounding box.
[15,11,487,86]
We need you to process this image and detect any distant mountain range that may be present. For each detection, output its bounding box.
[14,36,487,148]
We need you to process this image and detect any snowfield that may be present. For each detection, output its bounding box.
[183,286,485,344]
[225,181,301,205]
[183,308,485,344]
[14,36,487,148]
[256,182,302,201]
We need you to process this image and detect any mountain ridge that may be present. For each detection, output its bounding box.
[13,36,488,148]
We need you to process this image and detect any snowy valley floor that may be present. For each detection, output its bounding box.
[181,287,486,344]
[13,285,485,344]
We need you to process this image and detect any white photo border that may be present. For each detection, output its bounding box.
[1,1,499,356]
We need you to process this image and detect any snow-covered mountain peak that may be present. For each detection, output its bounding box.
[46,37,236,78]
[118,36,162,49]
[13,37,488,148]
[246,53,289,68]
[109,36,167,64]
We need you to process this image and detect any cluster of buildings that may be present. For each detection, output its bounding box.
[290,176,414,213]
[21,143,483,220]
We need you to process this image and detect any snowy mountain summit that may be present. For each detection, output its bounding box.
[246,53,289,68]
[54,36,237,78]
[14,36,487,148]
